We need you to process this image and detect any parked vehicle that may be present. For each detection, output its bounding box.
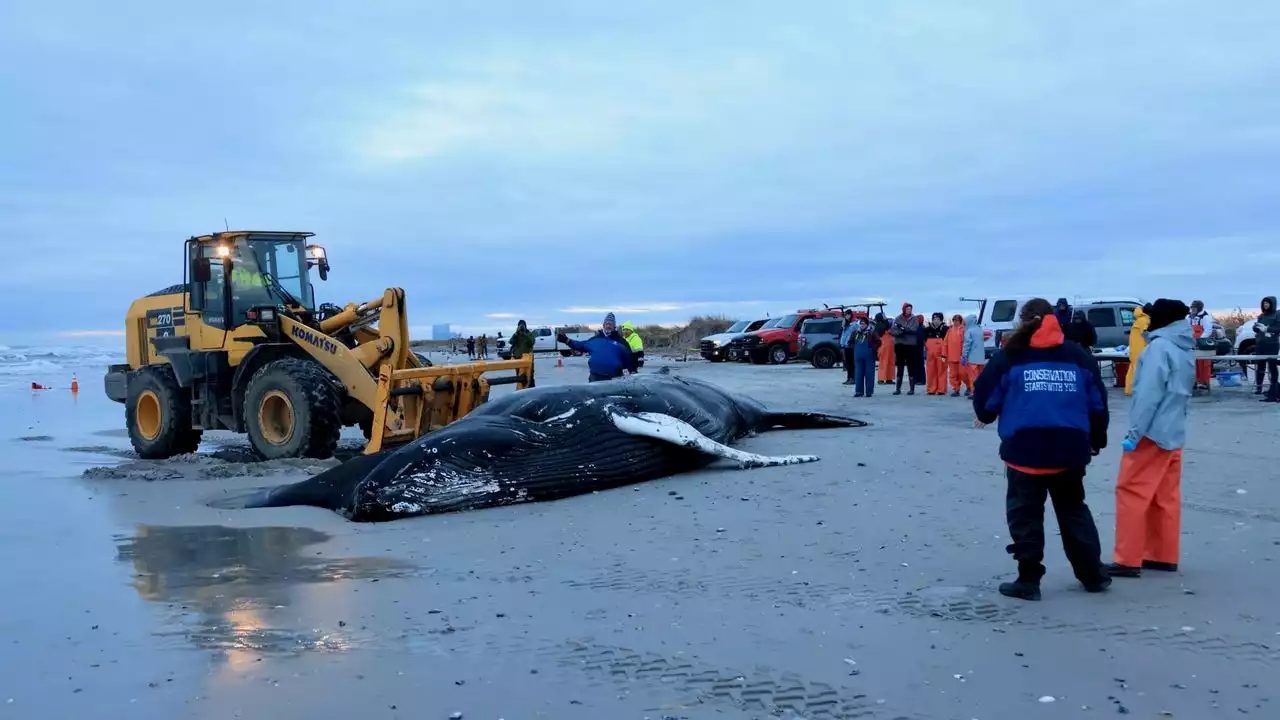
[700,318,768,362]
[797,317,845,368]
[1075,299,1143,349]
[740,308,845,364]
[961,295,1147,357]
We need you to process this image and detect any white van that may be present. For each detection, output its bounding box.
[960,295,1144,357]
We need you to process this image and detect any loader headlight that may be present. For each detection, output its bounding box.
[215,245,231,258]
[307,245,326,259]
[246,307,277,323]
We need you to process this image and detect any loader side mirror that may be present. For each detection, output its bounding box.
[191,257,212,283]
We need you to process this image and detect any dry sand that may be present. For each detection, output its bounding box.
[1,353,1276,719]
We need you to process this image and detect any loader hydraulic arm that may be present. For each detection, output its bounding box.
[317,288,411,373]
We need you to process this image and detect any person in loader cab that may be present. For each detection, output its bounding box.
[620,321,645,369]
[558,312,637,382]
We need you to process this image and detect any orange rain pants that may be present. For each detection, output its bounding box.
[877,336,896,383]
[1112,438,1183,568]
[925,337,946,394]
[966,363,985,389]
[945,325,965,392]
[1191,324,1213,386]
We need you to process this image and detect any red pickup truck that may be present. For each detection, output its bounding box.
[739,308,845,364]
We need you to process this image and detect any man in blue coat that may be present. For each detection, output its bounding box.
[558,312,637,382]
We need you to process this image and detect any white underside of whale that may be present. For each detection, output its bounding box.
[609,411,819,468]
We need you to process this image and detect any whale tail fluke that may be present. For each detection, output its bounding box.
[764,411,868,430]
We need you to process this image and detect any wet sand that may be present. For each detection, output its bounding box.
[1,354,1276,719]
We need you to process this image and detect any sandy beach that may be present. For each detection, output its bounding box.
[1,352,1276,719]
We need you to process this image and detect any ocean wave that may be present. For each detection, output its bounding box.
[0,345,125,384]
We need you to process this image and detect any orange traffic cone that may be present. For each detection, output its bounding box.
[70,374,79,393]
[556,356,563,368]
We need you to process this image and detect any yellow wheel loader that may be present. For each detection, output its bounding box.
[104,231,532,461]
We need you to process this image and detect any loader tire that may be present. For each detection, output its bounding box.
[243,358,343,461]
[126,364,202,459]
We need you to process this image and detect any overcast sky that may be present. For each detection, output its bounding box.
[2,1,1278,344]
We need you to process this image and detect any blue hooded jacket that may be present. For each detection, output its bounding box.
[972,315,1110,470]
[564,332,637,377]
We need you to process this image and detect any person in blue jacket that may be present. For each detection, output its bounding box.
[558,312,637,382]
[971,297,1112,601]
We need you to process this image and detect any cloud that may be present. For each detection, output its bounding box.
[558,304,686,315]
[485,313,520,319]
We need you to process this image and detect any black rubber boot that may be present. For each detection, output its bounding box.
[1105,562,1141,578]
[1142,560,1178,572]
[999,563,1044,601]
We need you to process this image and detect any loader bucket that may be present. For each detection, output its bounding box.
[364,355,534,454]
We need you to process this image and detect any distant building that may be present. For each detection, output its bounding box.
[431,323,452,340]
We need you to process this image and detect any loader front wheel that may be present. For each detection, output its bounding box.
[125,364,202,459]
[243,358,342,460]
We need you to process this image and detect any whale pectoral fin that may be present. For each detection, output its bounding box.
[764,411,868,429]
[610,411,819,468]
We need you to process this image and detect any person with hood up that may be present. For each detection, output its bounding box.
[1124,304,1151,395]
[875,312,896,384]
[924,312,948,395]
[913,314,928,387]
[850,315,881,397]
[509,320,536,386]
[1108,299,1195,578]
[620,321,645,369]
[961,313,984,396]
[1054,298,1073,328]
[1252,295,1280,401]
[944,314,966,397]
[466,335,476,359]
[838,310,857,385]
[1064,309,1098,350]
[557,312,637,382]
[887,303,921,395]
[971,297,1112,601]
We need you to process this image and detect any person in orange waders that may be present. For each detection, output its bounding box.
[923,313,948,395]
[944,314,966,397]
[1107,299,1195,578]
[874,312,896,384]
[1186,300,1215,390]
[961,312,984,396]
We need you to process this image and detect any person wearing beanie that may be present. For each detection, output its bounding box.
[944,314,966,396]
[887,303,921,395]
[620,321,645,369]
[924,312,948,395]
[875,312,897,384]
[1124,304,1152,395]
[1185,300,1215,390]
[970,297,1112,601]
[1108,298,1195,578]
[556,311,637,381]
[1054,298,1073,328]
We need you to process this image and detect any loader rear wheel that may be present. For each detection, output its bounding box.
[243,358,343,460]
[126,364,202,459]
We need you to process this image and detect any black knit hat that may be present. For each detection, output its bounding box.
[1147,298,1190,331]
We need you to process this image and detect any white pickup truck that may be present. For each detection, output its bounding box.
[500,325,597,359]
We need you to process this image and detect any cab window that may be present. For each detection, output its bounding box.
[1087,308,1118,328]
[990,300,1018,323]
[1120,308,1136,326]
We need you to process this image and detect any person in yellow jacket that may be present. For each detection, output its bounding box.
[1125,304,1152,395]
[620,321,645,369]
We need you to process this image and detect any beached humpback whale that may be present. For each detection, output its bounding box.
[214,373,867,522]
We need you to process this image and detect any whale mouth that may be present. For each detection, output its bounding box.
[608,410,820,468]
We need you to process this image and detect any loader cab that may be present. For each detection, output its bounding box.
[187,231,328,330]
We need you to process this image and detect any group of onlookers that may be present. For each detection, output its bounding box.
[836,303,985,398]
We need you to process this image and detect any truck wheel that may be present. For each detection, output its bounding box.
[1238,340,1256,373]
[768,343,790,365]
[125,364,202,459]
[726,347,742,362]
[706,355,724,363]
[812,347,837,369]
[559,349,573,358]
[243,358,343,460]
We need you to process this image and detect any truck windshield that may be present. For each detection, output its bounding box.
[757,318,781,329]
[774,314,800,329]
[725,320,749,333]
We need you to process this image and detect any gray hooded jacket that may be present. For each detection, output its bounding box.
[962,314,984,364]
[1125,320,1195,450]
